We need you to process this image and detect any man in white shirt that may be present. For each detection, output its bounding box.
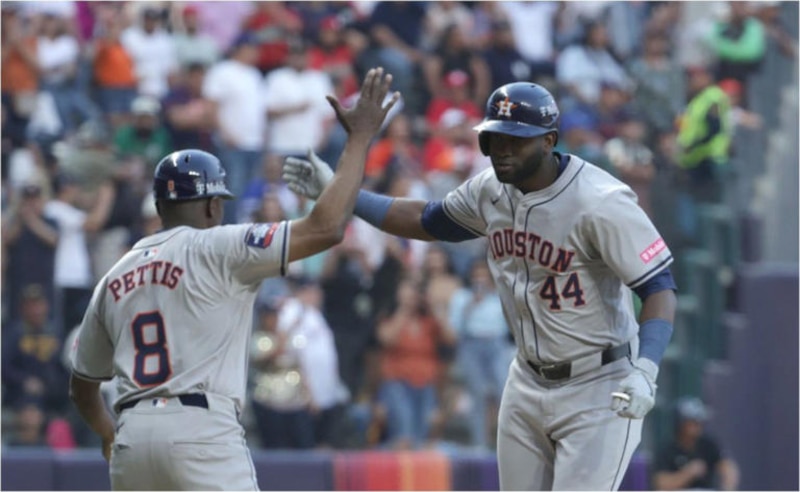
[172,5,219,69]
[121,8,178,99]
[202,32,267,224]
[44,173,113,334]
[263,39,335,158]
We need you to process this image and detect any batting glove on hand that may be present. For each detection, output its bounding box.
[611,358,658,419]
[282,149,334,200]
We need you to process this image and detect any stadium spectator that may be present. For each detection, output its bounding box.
[320,229,378,399]
[238,153,300,225]
[1,184,59,323]
[497,1,559,78]
[6,399,48,447]
[113,95,173,169]
[652,397,740,490]
[755,1,798,59]
[708,1,766,102]
[36,11,98,135]
[604,114,657,218]
[360,2,427,106]
[91,12,137,129]
[263,38,335,158]
[376,277,456,449]
[717,78,763,131]
[172,5,219,69]
[162,62,214,152]
[1,284,69,412]
[421,1,474,52]
[448,258,512,449]
[1,4,39,147]
[44,172,113,333]
[249,298,315,450]
[241,1,303,75]
[423,24,490,109]
[556,20,632,109]
[425,70,483,132]
[202,32,267,223]
[627,29,687,141]
[481,19,533,90]
[308,15,359,100]
[120,7,177,99]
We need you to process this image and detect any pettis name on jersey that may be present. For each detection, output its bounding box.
[108,260,184,302]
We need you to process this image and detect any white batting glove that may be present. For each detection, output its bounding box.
[611,358,658,419]
[282,149,334,200]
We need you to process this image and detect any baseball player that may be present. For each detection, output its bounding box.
[282,82,677,490]
[68,68,399,491]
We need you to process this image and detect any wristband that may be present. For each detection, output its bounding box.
[354,190,394,228]
[638,318,673,365]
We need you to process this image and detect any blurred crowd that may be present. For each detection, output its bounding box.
[1,0,796,458]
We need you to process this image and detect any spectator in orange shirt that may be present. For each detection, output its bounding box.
[376,277,456,449]
[92,14,137,128]
[364,113,422,182]
[1,5,39,147]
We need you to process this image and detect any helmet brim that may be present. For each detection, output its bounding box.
[473,119,555,138]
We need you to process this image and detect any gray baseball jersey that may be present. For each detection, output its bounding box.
[441,154,672,490]
[72,222,290,490]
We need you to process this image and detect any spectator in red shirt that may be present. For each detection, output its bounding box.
[241,1,303,75]
[308,16,358,99]
[425,70,482,130]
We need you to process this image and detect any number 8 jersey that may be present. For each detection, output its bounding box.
[441,154,673,364]
[71,222,291,414]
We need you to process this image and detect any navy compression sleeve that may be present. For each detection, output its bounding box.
[421,201,479,242]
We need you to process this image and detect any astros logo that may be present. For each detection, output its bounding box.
[496,97,518,117]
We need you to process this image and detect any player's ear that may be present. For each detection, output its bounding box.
[544,132,557,150]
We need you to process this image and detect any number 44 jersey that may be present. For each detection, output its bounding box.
[442,154,673,365]
[71,222,291,414]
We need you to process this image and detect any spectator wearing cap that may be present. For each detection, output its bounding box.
[652,397,740,490]
[308,15,359,100]
[120,7,178,99]
[241,1,304,75]
[113,95,173,168]
[481,18,533,90]
[91,12,137,129]
[423,23,491,109]
[424,70,483,132]
[556,20,632,110]
[263,38,335,158]
[172,5,219,69]
[1,184,59,324]
[36,11,99,135]
[1,284,69,413]
[202,31,267,224]
[44,172,113,333]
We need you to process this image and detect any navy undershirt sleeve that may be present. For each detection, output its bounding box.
[633,268,677,300]
[421,201,480,242]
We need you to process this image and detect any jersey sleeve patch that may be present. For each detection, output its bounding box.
[639,237,667,264]
[245,223,280,249]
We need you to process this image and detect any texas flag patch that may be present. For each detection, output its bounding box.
[245,223,280,249]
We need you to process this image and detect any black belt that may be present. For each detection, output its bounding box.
[527,342,630,381]
[118,393,209,412]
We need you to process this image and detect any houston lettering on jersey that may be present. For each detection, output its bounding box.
[489,228,576,273]
[108,260,184,302]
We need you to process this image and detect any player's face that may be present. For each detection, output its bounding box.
[487,132,552,185]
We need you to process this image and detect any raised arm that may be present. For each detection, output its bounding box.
[287,68,400,262]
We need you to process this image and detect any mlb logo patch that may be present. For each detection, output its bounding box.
[142,248,158,258]
[245,223,280,249]
[151,398,168,408]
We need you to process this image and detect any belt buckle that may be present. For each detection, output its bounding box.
[538,363,561,380]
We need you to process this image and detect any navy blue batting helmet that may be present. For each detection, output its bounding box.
[474,82,560,155]
[153,149,234,201]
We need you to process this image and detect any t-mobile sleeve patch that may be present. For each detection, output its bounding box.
[244,223,280,249]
